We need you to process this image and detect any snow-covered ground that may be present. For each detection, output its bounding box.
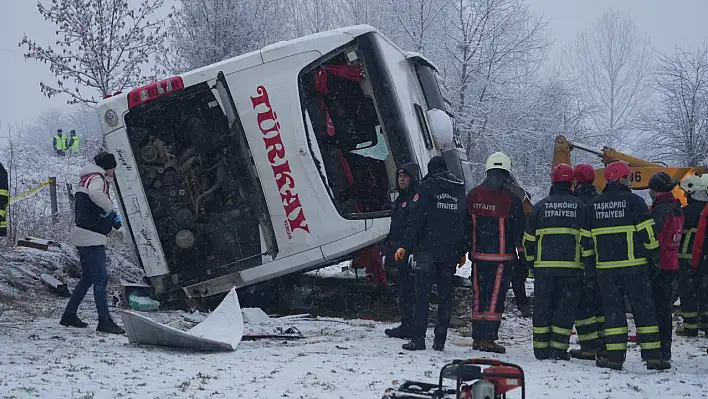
[1,266,707,399]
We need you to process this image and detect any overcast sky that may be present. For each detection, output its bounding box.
[0,0,707,146]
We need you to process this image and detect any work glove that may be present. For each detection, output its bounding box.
[457,254,467,268]
[110,211,122,230]
[395,248,407,262]
[100,210,112,218]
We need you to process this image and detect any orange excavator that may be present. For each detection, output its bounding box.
[553,135,706,205]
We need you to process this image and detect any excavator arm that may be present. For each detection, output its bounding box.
[553,135,705,205]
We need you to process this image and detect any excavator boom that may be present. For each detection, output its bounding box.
[553,135,705,205]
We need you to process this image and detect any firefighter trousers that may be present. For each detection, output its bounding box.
[597,269,661,363]
[471,261,511,341]
[678,262,708,333]
[532,269,583,357]
[396,259,416,329]
[574,275,605,351]
[411,256,455,344]
[511,261,529,307]
[651,270,676,359]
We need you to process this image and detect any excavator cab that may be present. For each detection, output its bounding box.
[553,135,706,206]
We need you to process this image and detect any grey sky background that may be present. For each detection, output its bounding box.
[0,0,707,147]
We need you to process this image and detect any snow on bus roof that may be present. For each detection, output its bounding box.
[98,25,382,108]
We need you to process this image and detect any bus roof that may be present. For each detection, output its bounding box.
[98,25,380,110]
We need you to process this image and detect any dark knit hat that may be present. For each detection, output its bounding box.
[648,172,676,193]
[94,152,117,171]
[427,156,447,175]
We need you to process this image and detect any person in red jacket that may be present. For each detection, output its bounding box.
[648,172,684,361]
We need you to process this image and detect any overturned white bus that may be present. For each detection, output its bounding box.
[95,25,475,302]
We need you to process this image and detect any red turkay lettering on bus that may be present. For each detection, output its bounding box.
[251,85,310,237]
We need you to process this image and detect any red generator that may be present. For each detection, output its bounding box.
[381,358,525,399]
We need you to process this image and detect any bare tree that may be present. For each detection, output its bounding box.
[563,10,653,147]
[443,0,550,155]
[334,0,382,27]
[639,43,708,166]
[379,0,450,52]
[19,0,168,105]
[286,0,337,37]
[164,0,285,73]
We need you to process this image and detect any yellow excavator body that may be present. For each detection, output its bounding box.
[553,135,705,206]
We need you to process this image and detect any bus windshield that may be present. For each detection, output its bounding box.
[298,32,413,218]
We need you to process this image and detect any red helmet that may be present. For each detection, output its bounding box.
[573,163,595,184]
[552,163,574,184]
[604,161,632,181]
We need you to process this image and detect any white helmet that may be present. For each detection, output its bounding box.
[485,152,512,172]
[681,174,708,201]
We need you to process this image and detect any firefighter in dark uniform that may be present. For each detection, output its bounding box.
[384,162,420,339]
[523,164,590,360]
[647,172,684,361]
[507,183,533,318]
[0,160,8,237]
[690,175,708,350]
[395,156,467,351]
[464,152,525,353]
[583,161,670,370]
[570,163,606,360]
[676,174,708,337]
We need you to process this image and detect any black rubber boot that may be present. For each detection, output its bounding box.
[385,324,412,339]
[596,358,623,370]
[59,312,88,328]
[432,326,446,351]
[676,325,698,337]
[550,349,571,361]
[534,349,550,360]
[402,339,426,351]
[473,340,506,354]
[646,359,671,370]
[661,342,672,361]
[97,318,125,335]
[570,349,598,360]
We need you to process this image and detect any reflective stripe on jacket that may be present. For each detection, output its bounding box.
[466,182,525,262]
[583,182,659,270]
[522,185,590,270]
[680,199,706,260]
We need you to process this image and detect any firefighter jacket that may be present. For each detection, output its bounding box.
[582,181,659,272]
[0,161,8,236]
[522,184,589,270]
[465,170,526,263]
[574,183,598,206]
[404,170,467,261]
[679,198,706,261]
[691,202,708,273]
[384,162,419,256]
[650,192,684,271]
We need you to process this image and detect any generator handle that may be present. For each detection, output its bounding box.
[439,359,526,399]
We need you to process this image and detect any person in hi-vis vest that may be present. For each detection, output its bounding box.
[53,128,67,156]
[67,130,79,153]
